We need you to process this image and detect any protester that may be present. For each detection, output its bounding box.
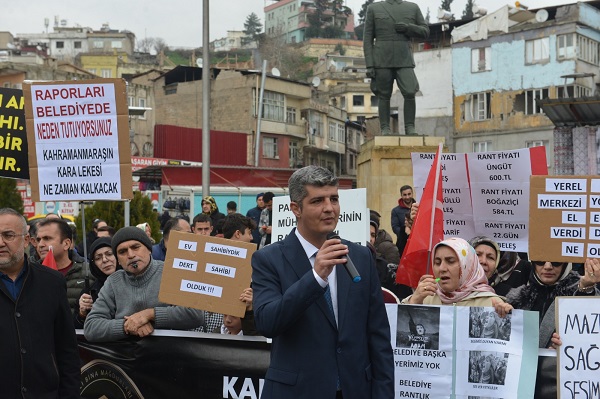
[403,237,513,317]
[152,217,192,261]
[74,237,121,328]
[226,201,237,214]
[96,225,116,237]
[246,192,265,248]
[468,236,531,297]
[391,184,416,256]
[201,196,225,236]
[192,213,213,236]
[258,191,275,249]
[507,258,599,397]
[136,222,155,243]
[37,217,94,314]
[201,213,257,335]
[0,208,80,398]
[507,258,599,348]
[84,226,204,342]
[370,210,400,265]
[492,251,532,296]
[252,166,394,398]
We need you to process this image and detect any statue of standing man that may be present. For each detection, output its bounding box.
[363,0,429,135]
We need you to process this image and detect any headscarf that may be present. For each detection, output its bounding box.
[468,236,501,268]
[433,237,495,304]
[531,262,573,287]
[202,196,218,215]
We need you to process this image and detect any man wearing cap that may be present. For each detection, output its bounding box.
[84,226,204,342]
[246,192,265,248]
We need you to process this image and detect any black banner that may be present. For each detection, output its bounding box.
[77,331,270,399]
[0,87,28,179]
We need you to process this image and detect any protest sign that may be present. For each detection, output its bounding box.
[557,297,600,399]
[387,305,539,398]
[271,188,369,245]
[23,79,133,201]
[529,176,600,262]
[159,231,254,317]
[412,147,547,251]
[0,87,29,179]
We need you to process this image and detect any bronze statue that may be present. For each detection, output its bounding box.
[363,0,429,135]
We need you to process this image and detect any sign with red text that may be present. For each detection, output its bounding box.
[529,176,600,262]
[23,79,133,201]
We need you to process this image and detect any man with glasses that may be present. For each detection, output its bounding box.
[37,217,94,314]
[0,208,80,398]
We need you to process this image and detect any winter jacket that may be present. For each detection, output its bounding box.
[0,258,80,399]
[375,228,400,265]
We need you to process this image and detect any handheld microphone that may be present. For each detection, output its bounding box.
[327,232,361,283]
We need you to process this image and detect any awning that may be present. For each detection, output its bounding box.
[539,96,600,127]
[131,157,202,180]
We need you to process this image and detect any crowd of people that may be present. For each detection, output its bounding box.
[2,171,600,398]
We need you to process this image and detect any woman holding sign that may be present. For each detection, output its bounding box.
[506,259,599,348]
[402,237,512,317]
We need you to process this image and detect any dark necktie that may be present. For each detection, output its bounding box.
[324,284,335,319]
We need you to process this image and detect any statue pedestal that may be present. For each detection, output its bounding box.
[357,135,445,237]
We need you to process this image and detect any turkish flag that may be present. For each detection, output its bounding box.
[396,145,444,288]
[42,246,58,270]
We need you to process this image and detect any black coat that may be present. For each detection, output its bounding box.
[0,258,80,399]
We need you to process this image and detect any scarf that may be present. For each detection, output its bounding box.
[434,237,496,304]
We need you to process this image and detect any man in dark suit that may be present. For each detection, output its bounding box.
[252,166,394,399]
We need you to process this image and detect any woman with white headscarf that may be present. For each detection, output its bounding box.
[402,237,512,316]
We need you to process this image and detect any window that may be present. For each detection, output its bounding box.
[74,41,82,49]
[525,88,548,115]
[370,96,379,107]
[289,140,300,167]
[473,142,492,152]
[525,38,549,64]
[88,68,96,75]
[56,41,64,49]
[101,69,112,78]
[353,95,364,107]
[111,41,123,49]
[138,98,146,119]
[128,96,135,107]
[337,123,345,143]
[260,91,285,121]
[263,137,278,158]
[464,92,491,121]
[340,96,346,109]
[557,34,576,60]
[329,122,336,140]
[557,85,592,98]
[577,35,599,65]
[165,83,178,95]
[286,107,296,124]
[471,47,491,72]
[93,41,104,48]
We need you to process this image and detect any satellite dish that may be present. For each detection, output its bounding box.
[196,58,203,68]
[437,8,453,21]
[535,9,549,23]
[473,5,487,16]
[311,76,321,87]
[36,45,42,51]
[6,43,15,49]
[271,67,281,77]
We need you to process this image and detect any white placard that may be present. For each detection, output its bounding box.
[30,83,122,200]
[271,188,369,245]
[204,243,248,259]
[172,257,198,272]
[178,240,198,251]
[205,263,236,278]
[180,279,223,298]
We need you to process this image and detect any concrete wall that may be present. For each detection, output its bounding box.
[357,136,445,237]
[415,47,453,118]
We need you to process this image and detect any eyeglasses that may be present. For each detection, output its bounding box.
[93,251,115,262]
[532,261,565,267]
[0,231,26,242]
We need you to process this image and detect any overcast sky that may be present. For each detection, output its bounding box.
[2,0,579,48]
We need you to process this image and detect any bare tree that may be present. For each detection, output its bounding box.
[259,27,305,80]
[154,38,168,54]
